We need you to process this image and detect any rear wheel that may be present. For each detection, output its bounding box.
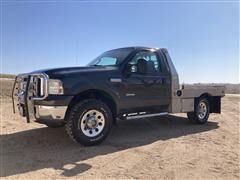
[187,97,210,124]
[66,99,113,146]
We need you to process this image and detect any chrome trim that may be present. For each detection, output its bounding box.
[31,73,49,100]
[40,77,44,96]
[110,78,122,83]
[126,112,168,120]
[126,93,135,97]
[35,105,67,120]
[128,112,138,116]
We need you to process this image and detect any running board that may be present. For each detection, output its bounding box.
[126,112,168,120]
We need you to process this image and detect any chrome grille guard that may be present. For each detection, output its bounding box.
[12,73,49,123]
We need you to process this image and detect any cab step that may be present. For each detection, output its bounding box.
[125,112,168,120]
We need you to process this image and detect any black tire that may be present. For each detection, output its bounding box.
[187,97,210,124]
[65,99,113,146]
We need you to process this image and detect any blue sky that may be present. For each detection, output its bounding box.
[1,1,239,83]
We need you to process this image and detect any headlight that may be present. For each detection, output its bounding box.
[48,79,64,95]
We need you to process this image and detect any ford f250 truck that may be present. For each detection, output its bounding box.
[12,47,225,146]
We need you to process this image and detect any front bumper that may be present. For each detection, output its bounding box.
[35,105,68,121]
[12,74,72,123]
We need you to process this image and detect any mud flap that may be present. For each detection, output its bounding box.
[210,96,221,114]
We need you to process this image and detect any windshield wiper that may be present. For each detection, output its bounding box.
[90,64,103,67]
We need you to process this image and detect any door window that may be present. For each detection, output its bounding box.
[128,51,161,74]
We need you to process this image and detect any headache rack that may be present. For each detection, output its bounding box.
[11,73,49,123]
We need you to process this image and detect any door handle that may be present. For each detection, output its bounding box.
[155,78,167,85]
[161,78,167,84]
[141,79,155,86]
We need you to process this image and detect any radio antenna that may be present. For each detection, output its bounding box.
[75,40,79,65]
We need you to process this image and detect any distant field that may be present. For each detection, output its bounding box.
[0,74,16,79]
[224,84,240,94]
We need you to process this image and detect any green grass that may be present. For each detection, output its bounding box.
[0,74,16,79]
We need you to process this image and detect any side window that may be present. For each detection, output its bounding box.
[128,51,161,74]
[97,57,117,66]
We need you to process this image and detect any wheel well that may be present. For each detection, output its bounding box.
[197,93,221,113]
[199,93,211,100]
[66,89,117,121]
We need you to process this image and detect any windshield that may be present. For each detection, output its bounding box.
[87,48,133,66]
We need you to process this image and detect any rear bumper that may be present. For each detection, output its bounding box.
[35,105,68,121]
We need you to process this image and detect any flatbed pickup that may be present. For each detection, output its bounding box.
[12,47,225,146]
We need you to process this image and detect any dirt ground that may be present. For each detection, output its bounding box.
[0,79,239,179]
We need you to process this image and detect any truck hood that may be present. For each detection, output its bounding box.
[30,66,118,77]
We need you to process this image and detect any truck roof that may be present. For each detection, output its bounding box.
[108,46,159,52]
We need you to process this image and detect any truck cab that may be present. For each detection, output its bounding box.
[12,47,225,146]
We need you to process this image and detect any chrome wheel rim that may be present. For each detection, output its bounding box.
[197,101,207,120]
[80,109,105,137]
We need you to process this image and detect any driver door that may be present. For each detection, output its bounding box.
[119,50,171,113]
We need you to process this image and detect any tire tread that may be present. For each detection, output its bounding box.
[65,99,112,146]
[187,97,210,124]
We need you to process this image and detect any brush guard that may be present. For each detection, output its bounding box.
[12,73,49,123]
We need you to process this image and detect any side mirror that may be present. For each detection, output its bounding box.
[123,64,133,78]
[137,59,147,74]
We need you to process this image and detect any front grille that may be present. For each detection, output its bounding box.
[12,73,49,122]
[14,74,48,101]
[33,76,43,97]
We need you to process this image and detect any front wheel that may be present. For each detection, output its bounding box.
[66,99,113,146]
[187,97,210,124]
